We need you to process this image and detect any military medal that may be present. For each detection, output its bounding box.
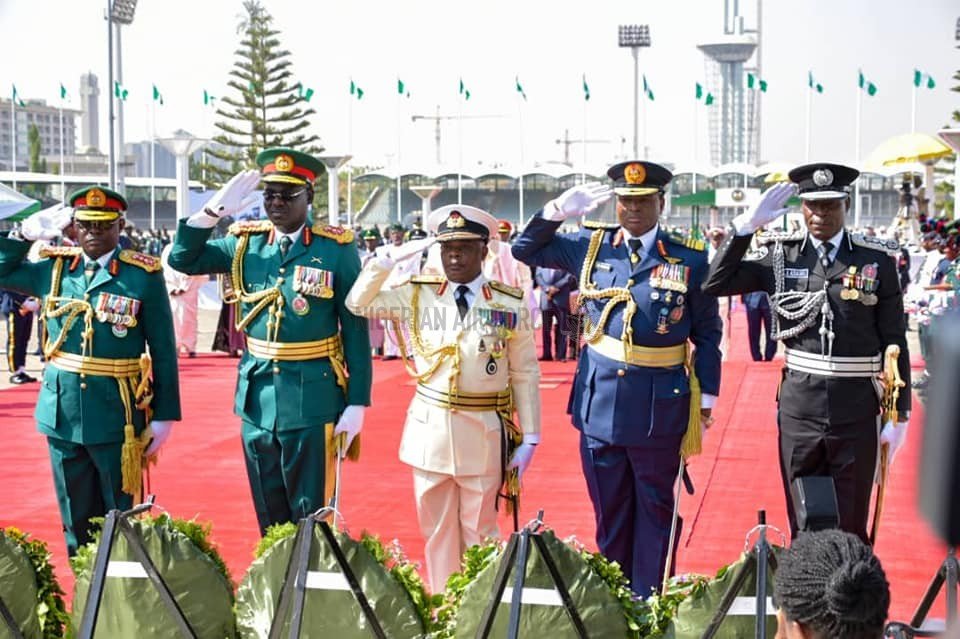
[669,306,684,324]
[478,338,487,353]
[656,307,670,334]
[664,291,673,304]
[112,323,128,338]
[293,265,335,299]
[675,294,684,306]
[649,264,690,293]
[485,355,498,375]
[650,291,660,301]
[292,294,310,315]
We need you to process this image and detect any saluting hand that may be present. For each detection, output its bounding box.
[186,170,262,229]
[732,182,795,235]
[544,182,613,222]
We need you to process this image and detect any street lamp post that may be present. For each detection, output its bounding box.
[618,24,651,160]
[318,155,352,227]
[157,135,209,222]
[106,0,138,193]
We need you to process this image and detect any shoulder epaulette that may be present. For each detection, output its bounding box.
[228,220,274,236]
[665,232,706,252]
[756,229,806,245]
[312,223,354,244]
[582,220,620,231]
[410,275,445,286]
[850,233,900,257]
[118,249,162,273]
[38,246,82,259]
[489,280,524,299]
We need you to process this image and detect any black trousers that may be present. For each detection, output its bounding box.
[540,306,569,360]
[5,310,33,371]
[745,305,776,361]
[778,412,878,543]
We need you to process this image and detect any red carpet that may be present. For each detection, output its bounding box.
[0,310,947,622]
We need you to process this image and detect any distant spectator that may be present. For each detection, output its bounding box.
[774,530,889,639]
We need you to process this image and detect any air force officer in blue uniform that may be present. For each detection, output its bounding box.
[512,161,723,596]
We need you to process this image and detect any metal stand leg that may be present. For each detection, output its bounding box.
[0,594,26,639]
[910,547,960,630]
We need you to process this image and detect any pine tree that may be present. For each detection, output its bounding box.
[934,68,960,217]
[202,0,322,186]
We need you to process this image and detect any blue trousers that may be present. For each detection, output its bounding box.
[579,433,683,596]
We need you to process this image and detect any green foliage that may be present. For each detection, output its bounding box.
[254,521,298,559]
[202,0,322,186]
[432,538,505,638]
[2,527,68,638]
[359,532,439,632]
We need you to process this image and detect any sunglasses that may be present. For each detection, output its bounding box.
[76,220,120,232]
[262,188,307,203]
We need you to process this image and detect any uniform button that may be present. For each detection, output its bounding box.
[273,367,281,374]
[80,383,87,390]
[84,294,90,300]
[278,267,286,274]
[276,277,285,284]
[617,369,626,377]
[674,388,680,394]
[627,279,634,287]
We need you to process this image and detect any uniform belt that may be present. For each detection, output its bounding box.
[784,348,882,378]
[49,352,143,377]
[588,334,686,367]
[415,384,512,412]
[246,335,342,361]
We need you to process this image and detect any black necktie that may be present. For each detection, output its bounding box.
[84,261,100,283]
[816,241,834,269]
[455,285,470,320]
[628,238,643,265]
[279,235,292,257]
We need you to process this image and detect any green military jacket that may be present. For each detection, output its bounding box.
[168,220,371,431]
[0,238,181,444]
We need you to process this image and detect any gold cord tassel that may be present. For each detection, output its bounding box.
[121,423,151,496]
[679,343,703,459]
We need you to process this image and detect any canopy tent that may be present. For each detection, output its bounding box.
[0,183,41,222]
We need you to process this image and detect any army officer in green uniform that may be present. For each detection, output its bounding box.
[168,148,372,533]
[0,187,181,555]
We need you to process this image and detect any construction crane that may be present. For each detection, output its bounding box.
[555,129,613,166]
[411,105,506,164]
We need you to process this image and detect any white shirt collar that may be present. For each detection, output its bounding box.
[277,224,305,245]
[84,249,115,269]
[809,228,845,261]
[621,224,660,258]
[450,273,485,309]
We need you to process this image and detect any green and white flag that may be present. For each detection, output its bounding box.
[295,82,314,102]
[59,83,68,100]
[642,75,654,101]
[350,79,364,100]
[582,74,590,101]
[913,69,935,90]
[11,85,24,107]
[515,76,527,101]
[459,77,470,101]
[113,81,128,101]
[152,84,163,105]
[808,71,824,94]
[747,73,767,92]
[695,83,714,105]
[858,70,878,96]
[397,77,409,98]
[203,89,216,105]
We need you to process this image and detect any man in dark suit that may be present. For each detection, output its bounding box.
[741,290,777,361]
[703,164,911,543]
[512,161,723,596]
[1,288,38,383]
[535,266,577,361]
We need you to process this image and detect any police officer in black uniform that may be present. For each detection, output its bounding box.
[703,163,911,543]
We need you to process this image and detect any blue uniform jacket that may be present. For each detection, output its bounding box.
[534,266,577,311]
[512,213,722,447]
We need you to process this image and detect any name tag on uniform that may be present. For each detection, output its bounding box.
[595,263,612,271]
[784,268,809,279]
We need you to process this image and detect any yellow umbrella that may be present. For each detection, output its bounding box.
[863,132,952,170]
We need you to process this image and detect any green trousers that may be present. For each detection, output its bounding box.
[47,437,133,556]
[241,421,331,535]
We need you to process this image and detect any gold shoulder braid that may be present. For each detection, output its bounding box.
[392,284,461,396]
[488,280,523,299]
[229,233,284,341]
[312,223,355,244]
[576,229,639,362]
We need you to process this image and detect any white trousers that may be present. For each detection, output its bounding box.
[169,289,200,353]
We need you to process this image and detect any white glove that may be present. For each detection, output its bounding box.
[20,298,40,313]
[186,170,262,229]
[879,420,909,465]
[544,182,613,222]
[506,443,537,478]
[20,204,71,241]
[374,237,437,269]
[145,420,173,457]
[333,405,365,456]
[731,182,796,236]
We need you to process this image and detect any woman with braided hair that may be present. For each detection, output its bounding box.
[774,529,890,639]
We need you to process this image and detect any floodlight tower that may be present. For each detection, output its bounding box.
[107,0,137,192]
[618,25,651,160]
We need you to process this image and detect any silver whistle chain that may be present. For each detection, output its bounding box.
[770,240,833,354]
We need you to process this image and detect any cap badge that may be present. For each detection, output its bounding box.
[87,188,107,207]
[275,154,294,172]
[624,163,646,185]
[813,168,834,187]
[446,212,466,228]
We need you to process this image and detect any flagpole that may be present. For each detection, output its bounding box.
[642,78,648,160]
[581,94,587,185]
[10,97,16,190]
[854,78,862,228]
[396,88,402,222]
[804,83,811,162]
[911,83,917,134]
[458,86,463,204]
[150,96,156,230]
[517,88,525,228]
[59,102,65,198]
[347,81,354,227]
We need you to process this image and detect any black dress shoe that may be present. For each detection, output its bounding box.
[538,356,553,361]
[382,355,399,361]
[10,372,37,384]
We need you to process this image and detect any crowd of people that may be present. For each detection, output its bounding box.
[0,147,955,637]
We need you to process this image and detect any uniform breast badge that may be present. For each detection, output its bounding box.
[292,295,310,316]
[859,263,879,306]
[656,307,671,334]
